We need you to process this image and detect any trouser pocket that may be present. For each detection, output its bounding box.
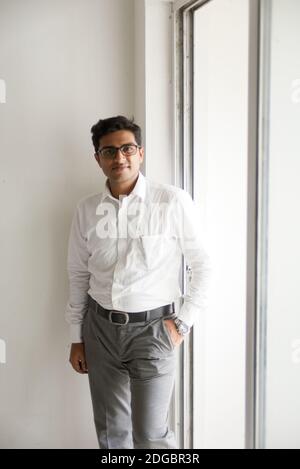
[160,317,175,350]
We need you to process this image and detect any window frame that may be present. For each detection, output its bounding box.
[172,0,261,449]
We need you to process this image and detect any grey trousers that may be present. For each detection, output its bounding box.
[82,301,178,449]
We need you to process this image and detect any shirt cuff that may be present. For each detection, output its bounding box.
[70,324,83,343]
[176,301,202,329]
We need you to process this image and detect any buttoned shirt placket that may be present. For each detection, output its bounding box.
[111,194,129,311]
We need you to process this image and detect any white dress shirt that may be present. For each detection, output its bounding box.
[65,171,211,343]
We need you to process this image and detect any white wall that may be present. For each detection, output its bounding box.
[134,0,146,173]
[144,0,174,184]
[0,0,134,448]
[134,0,174,184]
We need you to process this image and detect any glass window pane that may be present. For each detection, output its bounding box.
[193,0,249,449]
[258,0,300,449]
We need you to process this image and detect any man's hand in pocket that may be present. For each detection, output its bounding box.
[163,319,184,348]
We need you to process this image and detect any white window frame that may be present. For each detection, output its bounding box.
[172,0,260,449]
[172,0,212,449]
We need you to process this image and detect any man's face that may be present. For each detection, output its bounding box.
[94,130,144,184]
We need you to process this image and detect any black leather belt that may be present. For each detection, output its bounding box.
[88,294,175,325]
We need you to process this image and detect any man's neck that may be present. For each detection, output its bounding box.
[108,173,139,200]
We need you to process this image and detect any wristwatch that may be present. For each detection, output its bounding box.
[173,317,190,336]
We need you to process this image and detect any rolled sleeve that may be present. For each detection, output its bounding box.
[175,190,212,329]
[65,202,90,343]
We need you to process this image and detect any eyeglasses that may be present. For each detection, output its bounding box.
[97,143,141,159]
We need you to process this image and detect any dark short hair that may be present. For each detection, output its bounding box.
[91,115,142,153]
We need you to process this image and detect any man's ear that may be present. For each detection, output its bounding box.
[94,153,102,167]
[139,147,144,163]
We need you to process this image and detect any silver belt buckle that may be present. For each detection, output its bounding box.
[109,310,130,325]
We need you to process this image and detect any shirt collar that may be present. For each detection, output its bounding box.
[99,171,146,204]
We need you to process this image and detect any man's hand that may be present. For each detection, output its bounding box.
[163,319,184,348]
[69,342,88,374]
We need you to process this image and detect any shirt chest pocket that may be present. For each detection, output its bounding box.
[138,233,177,270]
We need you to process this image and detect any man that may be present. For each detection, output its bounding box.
[65,115,210,449]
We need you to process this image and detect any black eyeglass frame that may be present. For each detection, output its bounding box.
[96,143,142,159]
